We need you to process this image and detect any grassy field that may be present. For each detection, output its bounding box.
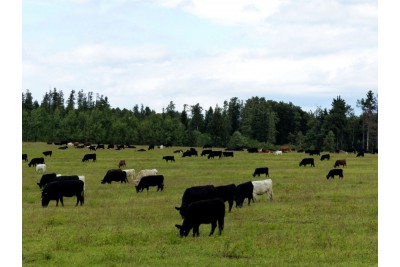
[22,142,378,266]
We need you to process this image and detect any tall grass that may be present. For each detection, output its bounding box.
[22,143,377,266]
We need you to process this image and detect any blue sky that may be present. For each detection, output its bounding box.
[22,0,377,114]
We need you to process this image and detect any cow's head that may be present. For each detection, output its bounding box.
[175,224,190,237]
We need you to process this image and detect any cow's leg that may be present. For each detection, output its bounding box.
[209,222,217,236]
[228,200,233,212]
[193,225,200,237]
[218,218,224,235]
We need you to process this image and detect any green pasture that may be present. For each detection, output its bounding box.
[22,143,378,266]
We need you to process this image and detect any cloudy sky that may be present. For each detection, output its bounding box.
[22,0,377,114]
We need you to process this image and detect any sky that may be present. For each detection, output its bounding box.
[22,0,377,115]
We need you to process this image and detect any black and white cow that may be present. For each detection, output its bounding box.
[101,169,128,184]
[82,153,96,162]
[28,157,45,167]
[299,158,315,167]
[253,167,269,177]
[175,198,225,237]
[215,184,236,212]
[42,150,52,157]
[326,169,344,179]
[175,185,216,218]
[41,180,84,207]
[135,175,164,192]
[234,181,254,208]
[162,156,175,162]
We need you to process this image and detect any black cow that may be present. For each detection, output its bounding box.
[42,150,52,157]
[175,198,225,237]
[326,169,344,179]
[182,150,195,157]
[135,175,164,192]
[208,151,222,159]
[22,154,28,162]
[356,151,364,157]
[299,158,315,167]
[320,154,330,161]
[201,149,212,156]
[215,184,236,212]
[41,180,84,207]
[247,148,258,153]
[58,146,68,150]
[28,157,45,167]
[222,151,234,157]
[89,145,97,151]
[82,153,96,162]
[174,149,183,154]
[96,144,105,149]
[148,144,155,150]
[253,167,269,177]
[334,159,346,168]
[37,174,82,189]
[101,169,128,184]
[162,156,175,162]
[175,185,216,218]
[234,181,254,208]
[309,149,320,156]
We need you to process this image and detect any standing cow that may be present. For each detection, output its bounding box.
[118,160,126,168]
[252,179,273,201]
[135,175,164,192]
[253,167,269,177]
[175,185,216,218]
[42,151,52,157]
[326,169,344,179]
[234,181,254,208]
[175,198,225,237]
[101,169,128,184]
[215,184,236,212]
[28,157,45,167]
[41,180,84,207]
[82,153,96,162]
[299,158,315,167]
[334,159,347,168]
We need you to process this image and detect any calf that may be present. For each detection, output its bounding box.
[326,169,344,179]
[35,164,46,174]
[175,185,216,218]
[175,198,225,237]
[135,175,164,192]
[334,159,347,168]
[42,150,52,157]
[41,180,84,207]
[22,154,28,162]
[28,157,45,167]
[101,169,128,184]
[215,184,236,212]
[253,167,269,177]
[299,158,315,167]
[234,181,254,208]
[252,179,273,201]
[118,160,126,168]
[320,154,330,161]
[82,153,96,162]
[162,156,175,162]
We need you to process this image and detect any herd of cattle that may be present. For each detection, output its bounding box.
[23,144,366,237]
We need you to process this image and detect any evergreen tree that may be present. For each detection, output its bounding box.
[357,91,378,151]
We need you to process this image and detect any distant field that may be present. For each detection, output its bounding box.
[22,143,378,266]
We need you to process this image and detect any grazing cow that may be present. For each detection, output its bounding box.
[309,149,321,156]
[41,180,84,207]
[174,149,183,154]
[299,158,315,167]
[222,151,234,157]
[234,181,254,208]
[89,145,97,151]
[37,174,85,189]
[37,173,61,189]
[58,146,68,150]
[96,144,105,149]
[137,148,146,152]
[253,167,269,177]
[175,185,216,218]
[320,154,330,161]
[182,150,194,157]
[334,159,347,168]
[356,151,365,157]
[118,160,126,168]
[22,154,28,162]
[163,156,175,162]
[148,144,155,150]
[122,169,135,182]
[82,153,96,162]
[107,144,114,149]
[28,157,45,167]
[35,164,46,174]
[252,179,273,201]
[274,150,283,155]
[134,169,158,185]
[247,148,258,153]
[201,150,212,156]
[101,169,128,184]
[76,144,85,149]
[42,151,52,157]
[215,184,236,212]
[208,151,222,159]
[135,175,164,192]
[175,198,225,237]
[326,169,344,179]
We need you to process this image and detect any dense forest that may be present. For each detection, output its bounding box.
[22,89,378,152]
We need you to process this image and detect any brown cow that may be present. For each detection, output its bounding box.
[118,160,126,168]
[334,159,346,168]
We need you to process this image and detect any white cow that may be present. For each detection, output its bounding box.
[36,164,46,174]
[252,179,273,201]
[122,169,136,183]
[78,175,86,191]
[134,169,158,186]
[274,150,283,155]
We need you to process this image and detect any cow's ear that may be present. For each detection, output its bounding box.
[175,207,181,211]
[175,224,182,229]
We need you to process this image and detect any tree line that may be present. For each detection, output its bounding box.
[22,88,378,152]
